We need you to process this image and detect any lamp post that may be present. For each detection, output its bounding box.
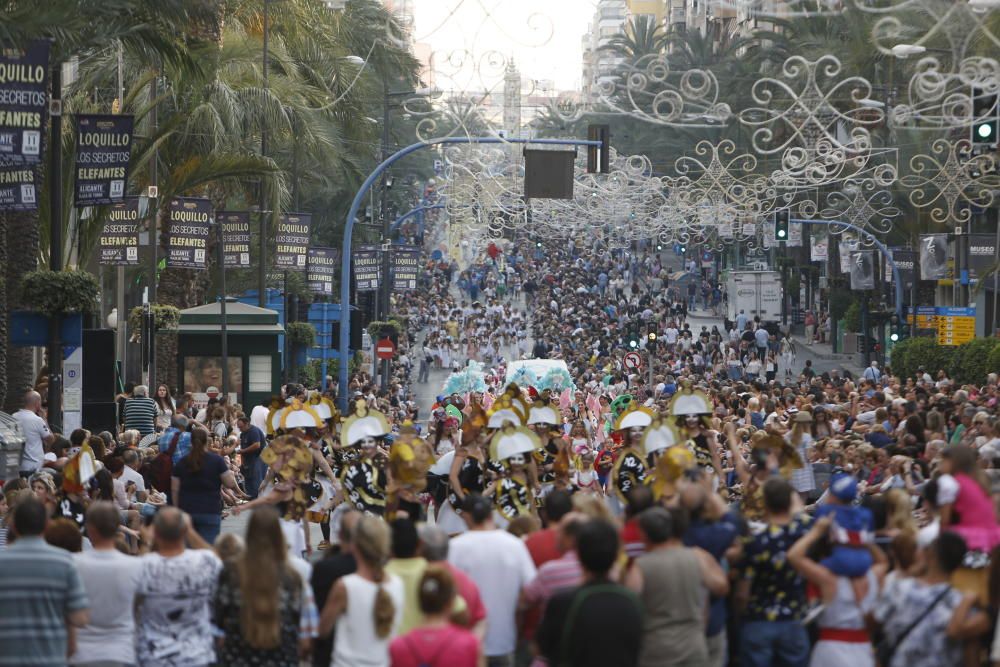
[258,0,274,309]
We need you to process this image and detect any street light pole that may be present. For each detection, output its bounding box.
[258,0,271,309]
[47,63,63,431]
[216,222,229,400]
[379,80,392,391]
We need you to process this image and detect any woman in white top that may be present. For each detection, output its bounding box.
[787,515,889,667]
[319,516,404,667]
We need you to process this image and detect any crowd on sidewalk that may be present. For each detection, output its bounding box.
[0,235,998,667]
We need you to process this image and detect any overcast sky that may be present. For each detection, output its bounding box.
[410,0,597,92]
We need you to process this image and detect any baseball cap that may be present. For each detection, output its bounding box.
[830,473,858,502]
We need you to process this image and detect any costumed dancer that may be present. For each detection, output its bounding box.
[670,388,725,490]
[233,434,320,556]
[527,393,565,499]
[487,425,541,529]
[609,404,656,517]
[386,420,435,521]
[435,401,491,535]
[641,417,694,505]
[338,401,391,517]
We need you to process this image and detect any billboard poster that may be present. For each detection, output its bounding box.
[353,244,380,291]
[838,238,858,274]
[217,211,251,268]
[0,163,36,210]
[788,221,803,247]
[275,212,311,270]
[73,114,133,206]
[98,197,140,265]
[967,234,997,281]
[890,249,917,288]
[0,40,49,165]
[811,231,829,261]
[392,245,421,292]
[182,356,242,405]
[166,197,211,269]
[849,250,875,290]
[919,234,949,280]
[307,247,339,295]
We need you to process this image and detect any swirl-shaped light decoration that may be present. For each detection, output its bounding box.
[899,139,1000,226]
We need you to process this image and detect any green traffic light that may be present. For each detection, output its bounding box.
[890,332,899,342]
[978,123,994,139]
[629,340,638,348]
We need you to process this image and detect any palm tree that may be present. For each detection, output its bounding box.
[0,0,198,410]
[601,15,668,62]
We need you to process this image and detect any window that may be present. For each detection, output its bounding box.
[248,356,272,393]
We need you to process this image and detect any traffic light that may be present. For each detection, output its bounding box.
[679,244,687,255]
[774,209,789,242]
[587,124,611,174]
[971,87,998,148]
[627,319,641,349]
[646,323,658,352]
[889,315,910,343]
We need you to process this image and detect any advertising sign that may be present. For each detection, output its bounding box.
[0,40,49,165]
[392,245,421,292]
[890,249,917,289]
[811,231,829,262]
[919,234,950,280]
[98,197,141,265]
[967,234,997,281]
[0,163,36,210]
[307,247,339,295]
[275,212,311,270]
[354,244,380,291]
[217,211,251,268]
[166,197,211,269]
[73,114,133,206]
[849,250,875,290]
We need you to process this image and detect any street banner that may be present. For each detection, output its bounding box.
[967,234,997,281]
[307,247,339,295]
[788,222,803,247]
[353,244,380,291]
[762,221,775,249]
[0,163,36,210]
[392,245,421,292]
[890,249,916,288]
[849,250,875,290]
[0,40,49,165]
[166,197,211,269]
[98,197,140,265]
[718,223,733,238]
[217,211,251,268]
[275,212,311,270]
[811,232,829,261]
[73,114,133,206]
[919,234,949,280]
[838,239,858,274]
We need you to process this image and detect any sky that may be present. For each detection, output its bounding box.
[409,0,597,92]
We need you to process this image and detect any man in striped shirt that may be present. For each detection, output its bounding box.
[123,384,158,436]
[0,497,90,666]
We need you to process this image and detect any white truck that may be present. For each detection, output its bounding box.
[726,271,783,325]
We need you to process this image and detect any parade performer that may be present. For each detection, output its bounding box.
[609,404,656,513]
[527,394,563,494]
[436,402,490,535]
[487,425,541,527]
[386,420,435,521]
[641,417,693,504]
[338,401,391,516]
[670,387,725,485]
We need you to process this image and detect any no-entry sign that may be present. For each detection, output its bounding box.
[375,338,396,360]
[624,351,642,370]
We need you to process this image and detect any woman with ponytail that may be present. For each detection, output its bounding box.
[319,515,405,667]
[213,506,307,666]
